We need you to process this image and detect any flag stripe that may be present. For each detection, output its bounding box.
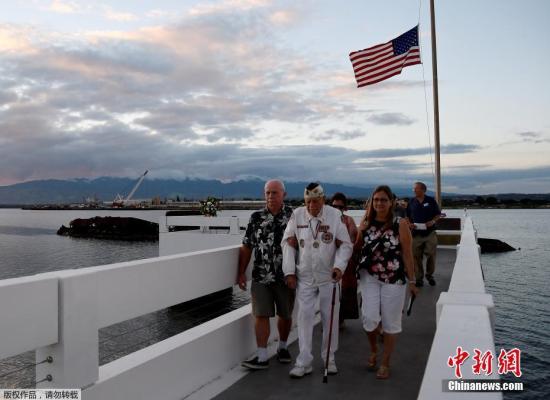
[354,48,420,79]
[353,48,419,75]
[357,59,421,87]
[357,55,420,83]
[349,42,392,62]
[357,71,402,88]
[349,26,421,87]
[351,48,395,70]
[357,56,421,85]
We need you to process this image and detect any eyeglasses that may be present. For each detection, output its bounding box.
[373,197,389,203]
[332,204,345,210]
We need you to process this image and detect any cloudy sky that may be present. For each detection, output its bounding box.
[1,0,549,194]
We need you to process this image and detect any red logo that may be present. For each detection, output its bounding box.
[447,346,470,378]
[498,348,522,377]
[472,349,494,375]
[447,347,522,378]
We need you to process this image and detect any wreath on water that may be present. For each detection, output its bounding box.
[200,196,220,216]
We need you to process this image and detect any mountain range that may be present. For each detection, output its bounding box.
[0,177,391,205]
[1,177,548,205]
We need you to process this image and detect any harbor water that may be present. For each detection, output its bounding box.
[0,208,548,398]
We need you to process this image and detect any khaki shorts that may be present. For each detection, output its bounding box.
[251,280,295,319]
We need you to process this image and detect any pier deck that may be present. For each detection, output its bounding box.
[214,248,457,400]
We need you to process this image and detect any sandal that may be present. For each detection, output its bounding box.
[376,365,390,380]
[367,353,377,371]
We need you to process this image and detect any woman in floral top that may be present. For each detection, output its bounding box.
[356,185,418,379]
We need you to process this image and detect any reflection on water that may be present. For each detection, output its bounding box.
[0,226,55,236]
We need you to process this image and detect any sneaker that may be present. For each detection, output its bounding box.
[277,348,292,364]
[241,356,269,370]
[427,277,436,286]
[415,280,424,288]
[327,360,338,375]
[289,365,313,378]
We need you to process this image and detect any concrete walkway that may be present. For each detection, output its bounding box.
[214,248,457,400]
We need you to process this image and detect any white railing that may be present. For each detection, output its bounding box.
[0,215,299,400]
[0,274,58,360]
[0,245,258,399]
[159,216,247,256]
[1,214,502,399]
[418,217,501,399]
[159,215,247,234]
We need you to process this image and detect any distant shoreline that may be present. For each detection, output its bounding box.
[1,204,549,211]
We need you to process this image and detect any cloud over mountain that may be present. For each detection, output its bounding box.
[1,1,549,194]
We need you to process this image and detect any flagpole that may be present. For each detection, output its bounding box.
[430,0,442,206]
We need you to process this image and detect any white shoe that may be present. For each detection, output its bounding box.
[327,360,338,375]
[289,365,313,378]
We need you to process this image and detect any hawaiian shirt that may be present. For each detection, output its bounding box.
[358,218,407,284]
[243,204,293,284]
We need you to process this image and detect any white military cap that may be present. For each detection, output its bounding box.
[304,183,324,199]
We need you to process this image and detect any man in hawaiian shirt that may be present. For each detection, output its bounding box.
[238,179,295,370]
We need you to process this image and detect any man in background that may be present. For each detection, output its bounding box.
[407,182,443,287]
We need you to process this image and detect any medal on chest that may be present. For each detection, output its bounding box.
[309,219,321,249]
[322,231,333,243]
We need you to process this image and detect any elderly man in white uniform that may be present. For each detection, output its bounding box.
[282,182,353,378]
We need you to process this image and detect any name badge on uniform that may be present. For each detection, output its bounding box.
[297,224,308,229]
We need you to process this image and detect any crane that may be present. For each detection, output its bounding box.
[112,170,149,207]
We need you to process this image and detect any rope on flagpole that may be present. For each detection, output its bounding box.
[418,0,436,183]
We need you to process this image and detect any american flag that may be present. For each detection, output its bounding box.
[349,26,421,87]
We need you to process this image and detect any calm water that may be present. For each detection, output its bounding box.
[0,209,162,280]
[0,208,250,388]
[0,208,548,398]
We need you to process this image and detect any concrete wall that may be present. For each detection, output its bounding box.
[85,305,299,400]
[418,217,501,400]
[159,215,246,256]
[31,245,249,390]
[160,231,244,256]
[90,246,242,328]
[0,225,263,398]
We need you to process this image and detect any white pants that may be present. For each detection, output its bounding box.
[295,281,340,367]
[359,270,407,334]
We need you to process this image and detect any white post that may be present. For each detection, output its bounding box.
[36,270,99,389]
[229,217,240,235]
[158,214,169,233]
